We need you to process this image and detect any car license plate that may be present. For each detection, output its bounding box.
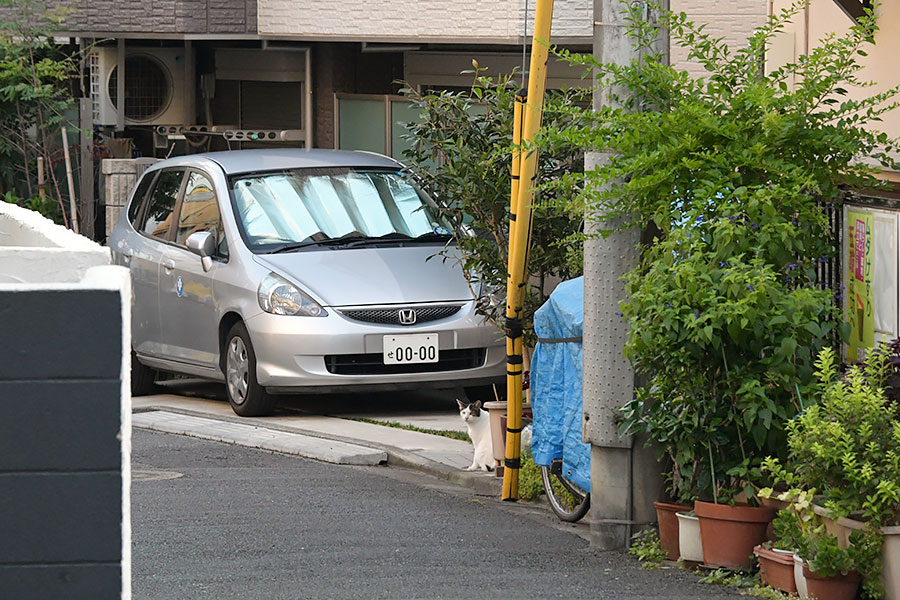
[383,334,439,365]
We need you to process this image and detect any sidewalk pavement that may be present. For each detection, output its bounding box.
[131,394,503,496]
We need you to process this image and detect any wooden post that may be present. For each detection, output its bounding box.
[79,98,95,239]
[61,127,79,234]
[37,157,46,201]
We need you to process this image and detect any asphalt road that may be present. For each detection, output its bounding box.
[132,429,742,600]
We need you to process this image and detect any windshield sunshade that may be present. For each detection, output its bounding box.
[230,168,449,252]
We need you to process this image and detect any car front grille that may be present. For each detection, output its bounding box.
[338,305,463,326]
[325,348,486,375]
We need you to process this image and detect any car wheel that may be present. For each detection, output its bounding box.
[464,384,506,404]
[224,322,274,417]
[131,350,161,396]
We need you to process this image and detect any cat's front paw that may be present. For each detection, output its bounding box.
[465,465,477,471]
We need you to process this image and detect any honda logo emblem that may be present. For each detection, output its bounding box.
[398,309,417,325]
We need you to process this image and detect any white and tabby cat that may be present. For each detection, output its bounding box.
[457,399,494,472]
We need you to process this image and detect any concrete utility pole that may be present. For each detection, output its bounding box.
[582,0,669,551]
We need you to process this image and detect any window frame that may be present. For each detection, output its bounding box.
[171,168,230,262]
[128,170,159,230]
[135,167,188,244]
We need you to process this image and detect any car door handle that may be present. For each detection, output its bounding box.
[162,259,175,273]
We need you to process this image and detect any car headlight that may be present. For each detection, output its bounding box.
[257,272,327,317]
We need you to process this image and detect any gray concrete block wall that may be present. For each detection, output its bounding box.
[0,287,127,599]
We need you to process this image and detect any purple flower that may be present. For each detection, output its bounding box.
[787,263,797,270]
[615,311,623,317]
[747,285,755,291]
[666,302,673,307]
[719,261,727,267]
[836,294,843,301]
[819,257,827,263]
[751,223,759,230]
[694,311,700,319]
[696,215,704,223]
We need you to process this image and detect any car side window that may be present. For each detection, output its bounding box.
[127,172,156,228]
[175,171,228,258]
[141,169,185,240]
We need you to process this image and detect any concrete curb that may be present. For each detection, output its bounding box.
[132,405,502,495]
[133,411,387,466]
[384,449,503,496]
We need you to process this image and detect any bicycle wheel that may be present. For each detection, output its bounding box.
[540,459,590,522]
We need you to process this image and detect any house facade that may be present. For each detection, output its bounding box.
[773,0,900,354]
[3,0,767,159]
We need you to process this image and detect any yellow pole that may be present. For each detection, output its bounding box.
[509,92,524,265]
[502,0,554,501]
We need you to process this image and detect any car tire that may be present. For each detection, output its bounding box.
[464,384,506,404]
[224,322,275,417]
[131,351,161,396]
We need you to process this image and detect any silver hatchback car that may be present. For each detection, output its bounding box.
[110,149,505,416]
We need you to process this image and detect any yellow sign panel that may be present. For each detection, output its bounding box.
[847,210,874,361]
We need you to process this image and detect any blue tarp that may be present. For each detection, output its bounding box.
[530,276,590,492]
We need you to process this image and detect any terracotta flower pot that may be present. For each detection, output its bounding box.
[754,546,798,594]
[802,565,860,600]
[655,501,692,560]
[694,501,775,569]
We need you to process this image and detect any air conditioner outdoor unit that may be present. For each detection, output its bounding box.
[90,47,186,127]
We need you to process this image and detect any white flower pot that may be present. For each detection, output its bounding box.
[676,511,703,563]
[883,525,900,600]
[793,552,808,599]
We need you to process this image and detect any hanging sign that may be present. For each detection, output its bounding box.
[847,210,874,361]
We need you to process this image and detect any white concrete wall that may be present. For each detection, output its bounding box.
[258,0,591,43]
[0,202,111,284]
[671,0,768,77]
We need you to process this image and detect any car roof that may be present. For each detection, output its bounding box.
[150,148,403,176]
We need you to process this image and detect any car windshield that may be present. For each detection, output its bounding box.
[229,167,451,252]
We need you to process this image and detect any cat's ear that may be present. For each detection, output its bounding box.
[456,399,465,410]
[473,400,482,410]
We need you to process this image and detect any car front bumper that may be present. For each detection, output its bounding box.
[245,301,506,393]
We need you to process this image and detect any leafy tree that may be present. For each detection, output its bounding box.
[401,70,585,341]
[566,1,899,502]
[0,0,77,224]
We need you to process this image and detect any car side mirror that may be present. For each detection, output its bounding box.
[185,231,215,272]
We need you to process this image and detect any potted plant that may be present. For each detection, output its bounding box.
[620,382,695,561]
[544,0,895,574]
[760,488,879,600]
[761,346,900,599]
[619,232,833,569]
[753,542,798,595]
